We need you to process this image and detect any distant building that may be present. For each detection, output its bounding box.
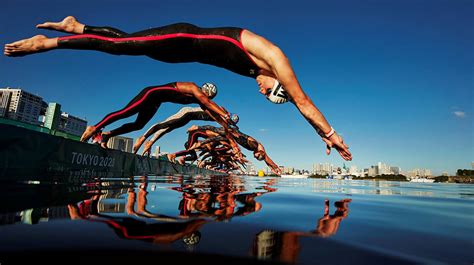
[43,103,87,136]
[43,103,62,130]
[368,166,377,177]
[245,161,256,175]
[377,162,391,175]
[0,88,44,125]
[313,163,333,175]
[152,146,161,158]
[349,165,358,176]
[407,168,432,177]
[283,167,294,174]
[107,136,133,153]
[59,112,87,136]
[390,166,401,175]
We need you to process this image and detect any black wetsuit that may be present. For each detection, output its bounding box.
[95,82,198,136]
[58,23,260,78]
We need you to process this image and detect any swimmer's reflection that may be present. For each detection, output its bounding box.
[174,177,276,221]
[252,199,352,263]
[67,176,276,247]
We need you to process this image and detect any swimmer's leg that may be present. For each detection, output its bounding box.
[4,35,57,57]
[37,16,128,38]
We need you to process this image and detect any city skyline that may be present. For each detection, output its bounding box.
[1,0,472,176]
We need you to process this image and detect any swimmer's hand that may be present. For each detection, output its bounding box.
[270,165,282,175]
[322,132,352,161]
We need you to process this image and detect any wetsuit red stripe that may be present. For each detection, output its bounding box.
[188,131,208,146]
[95,86,177,129]
[59,33,257,66]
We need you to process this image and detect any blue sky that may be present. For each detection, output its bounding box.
[1,0,473,175]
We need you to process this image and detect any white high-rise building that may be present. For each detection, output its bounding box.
[349,166,358,176]
[368,166,377,177]
[152,146,161,158]
[377,162,391,175]
[313,163,333,175]
[0,88,43,125]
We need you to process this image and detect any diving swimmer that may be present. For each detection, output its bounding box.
[4,16,352,161]
[81,81,232,148]
[133,106,239,156]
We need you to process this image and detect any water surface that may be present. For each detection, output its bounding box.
[0,176,472,264]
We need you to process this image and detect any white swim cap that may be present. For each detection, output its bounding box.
[266,80,289,104]
[201,83,218,99]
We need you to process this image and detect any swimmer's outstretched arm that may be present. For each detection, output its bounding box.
[242,31,352,161]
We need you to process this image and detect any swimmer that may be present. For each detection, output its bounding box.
[5,16,352,161]
[80,82,232,148]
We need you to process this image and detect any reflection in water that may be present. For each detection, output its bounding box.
[253,199,351,263]
[66,175,283,247]
[1,176,471,264]
[0,176,352,264]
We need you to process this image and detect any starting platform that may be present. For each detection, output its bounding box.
[0,124,224,182]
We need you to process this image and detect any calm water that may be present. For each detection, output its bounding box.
[0,176,473,265]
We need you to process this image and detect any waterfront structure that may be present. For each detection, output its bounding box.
[59,112,87,136]
[44,103,87,137]
[0,87,45,125]
[107,136,133,153]
[0,88,87,137]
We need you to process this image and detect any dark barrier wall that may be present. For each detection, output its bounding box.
[0,124,224,181]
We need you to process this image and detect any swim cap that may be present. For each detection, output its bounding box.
[266,80,289,104]
[254,150,265,161]
[230,113,239,124]
[201,82,218,99]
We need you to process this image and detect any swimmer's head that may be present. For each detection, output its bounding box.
[201,82,218,99]
[254,150,265,161]
[229,113,239,124]
[256,76,289,104]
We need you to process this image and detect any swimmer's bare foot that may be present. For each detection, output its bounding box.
[36,16,85,34]
[81,126,97,142]
[177,157,185,165]
[142,140,153,157]
[187,125,198,132]
[4,35,58,57]
[167,153,176,163]
[197,160,204,168]
[133,136,145,154]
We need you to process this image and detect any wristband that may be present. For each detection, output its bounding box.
[324,127,335,138]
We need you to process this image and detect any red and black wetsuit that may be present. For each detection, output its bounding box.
[58,23,260,78]
[95,82,197,137]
